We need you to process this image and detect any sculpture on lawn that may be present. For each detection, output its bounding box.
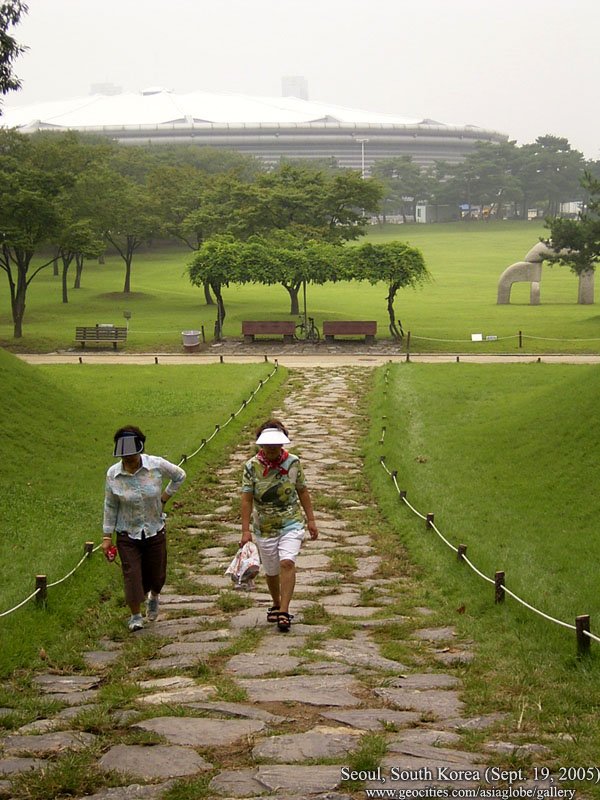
[497,242,594,305]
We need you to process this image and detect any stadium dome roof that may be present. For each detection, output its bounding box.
[2,88,477,129]
[1,89,507,169]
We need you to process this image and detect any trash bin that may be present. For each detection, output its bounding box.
[181,330,201,352]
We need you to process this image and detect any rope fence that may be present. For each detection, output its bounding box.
[404,330,600,356]
[0,360,279,620]
[379,365,598,656]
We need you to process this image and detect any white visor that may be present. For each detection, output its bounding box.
[256,428,291,445]
[114,433,145,457]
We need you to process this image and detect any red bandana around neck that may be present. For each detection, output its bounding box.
[257,448,290,477]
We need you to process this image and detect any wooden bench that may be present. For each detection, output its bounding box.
[323,320,377,344]
[75,325,128,350]
[242,320,295,344]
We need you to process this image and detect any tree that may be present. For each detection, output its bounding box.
[0,130,74,337]
[371,156,431,222]
[345,241,429,339]
[240,233,342,315]
[188,237,245,339]
[519,136,585,217]
[56,219,104,303]
[0,1,28,109]
[544,172,600,303]
[85,168,159,293]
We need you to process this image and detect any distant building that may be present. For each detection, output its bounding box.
[282,76,309,101]
[2,88,508,171]
[416,203,456,223]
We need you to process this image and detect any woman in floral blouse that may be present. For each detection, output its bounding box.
[240,419,318,632]
[102,425,186,631]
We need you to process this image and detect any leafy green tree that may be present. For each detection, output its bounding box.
[56,219,104,303]
[82,167,159,293]
[0,131,76,337]
[371,156,431,222]
[519,136,585,217]
[240,233,342,315]
[345,241,429,339]
[188,237,245,339]
[0,1,27,109]
[544,172,600,300]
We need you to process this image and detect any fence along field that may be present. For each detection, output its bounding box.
[371,362,600,653]
[3,221,600,353]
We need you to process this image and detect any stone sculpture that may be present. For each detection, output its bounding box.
[497,242,594,305]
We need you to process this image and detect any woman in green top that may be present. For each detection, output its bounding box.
[240,419,318,632]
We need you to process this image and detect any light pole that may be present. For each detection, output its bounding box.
[356,137,369,179]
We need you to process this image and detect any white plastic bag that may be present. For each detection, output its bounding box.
[225,541,260,590]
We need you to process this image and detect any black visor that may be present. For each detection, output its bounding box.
[113,433,144,457]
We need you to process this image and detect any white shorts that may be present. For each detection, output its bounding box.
[254,527,305,576]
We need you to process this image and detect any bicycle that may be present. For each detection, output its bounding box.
[294,316,320,342]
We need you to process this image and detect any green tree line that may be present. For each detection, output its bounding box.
[1,128,597,339]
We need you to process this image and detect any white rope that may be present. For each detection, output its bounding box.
[461,554,495,585]
[429,521,459,554]
[0,589,41,618]
[525,335,600,342]
[180,366,277,464]
[47,552,89,588]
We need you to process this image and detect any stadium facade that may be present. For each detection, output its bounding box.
[1,88,508,171]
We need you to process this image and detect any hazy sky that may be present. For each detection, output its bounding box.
[6,0,600,158]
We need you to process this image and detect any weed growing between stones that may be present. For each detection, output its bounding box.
[9,747,119,800]
[328,551,358,574]
[216,591,254,613]
[299,603,332,625]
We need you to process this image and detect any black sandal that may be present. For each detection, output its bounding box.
[277,611,294,632]
[266,606,280,623]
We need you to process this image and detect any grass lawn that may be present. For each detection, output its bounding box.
[0,349,285,676]
[366,362,600,773]
[2,221,600,354]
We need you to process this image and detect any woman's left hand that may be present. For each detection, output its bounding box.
[307,520,318,540]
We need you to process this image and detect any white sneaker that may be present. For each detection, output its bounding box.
[147,595,159,621]
[128,613,144,631]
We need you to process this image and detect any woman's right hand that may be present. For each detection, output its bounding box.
[101,537,113,555]
[239,529,252,548]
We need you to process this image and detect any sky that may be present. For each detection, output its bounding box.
[5,0,600,159]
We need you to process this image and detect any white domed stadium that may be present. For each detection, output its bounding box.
[1,87,508,171]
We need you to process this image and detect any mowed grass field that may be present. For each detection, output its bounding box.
[0,349,285,675]
[1,221,599,353]
[365,362,600,772]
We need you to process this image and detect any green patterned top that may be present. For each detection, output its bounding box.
[242,453,307,538]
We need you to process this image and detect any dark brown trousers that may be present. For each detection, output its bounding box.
[116,529,167,609]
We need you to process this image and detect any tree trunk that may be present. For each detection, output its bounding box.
[73,254,84,289]
[53,258,59,277]
[212,282,226,340]
[386,284,404,340]
[61,254,73,303]
[12,268,27,339]
[283,282,301,315]
[123,259,131,293]
[204,279,215,305]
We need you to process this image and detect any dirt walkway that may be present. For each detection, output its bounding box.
[17,350,600,367]
[0,367,561,799]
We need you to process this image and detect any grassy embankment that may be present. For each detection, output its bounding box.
[365,361,600,782]
[0,349,286,677]
[2,220,600,354]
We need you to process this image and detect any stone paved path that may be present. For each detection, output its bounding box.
[0,367,553,799]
